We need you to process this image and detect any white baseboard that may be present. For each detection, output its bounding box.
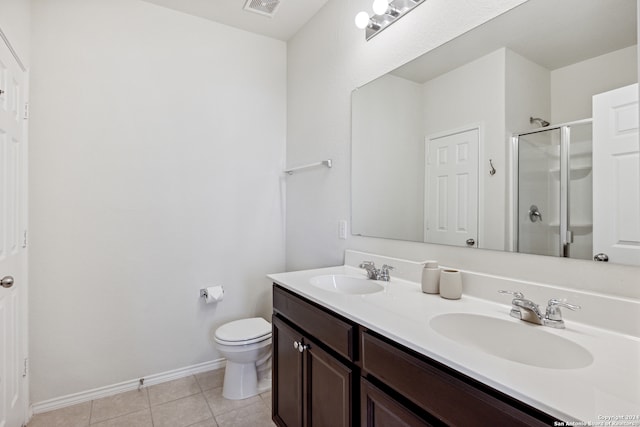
[31,358,226,415]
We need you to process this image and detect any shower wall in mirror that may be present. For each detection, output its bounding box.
[351,0,639,266]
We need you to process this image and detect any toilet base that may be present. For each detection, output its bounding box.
[223,360,258,400]
[257,377,271,394]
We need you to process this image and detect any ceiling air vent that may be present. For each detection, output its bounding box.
[243,0,281,17]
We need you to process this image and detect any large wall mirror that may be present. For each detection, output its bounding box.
[351,0,640,266]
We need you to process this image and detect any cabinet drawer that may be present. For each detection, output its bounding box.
[361,378,434,427]
[361,331,553,427]
[273,285,355,361]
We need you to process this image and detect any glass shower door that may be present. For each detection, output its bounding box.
[516,128,562,257]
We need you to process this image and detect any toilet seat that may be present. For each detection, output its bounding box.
[214,317,272,346]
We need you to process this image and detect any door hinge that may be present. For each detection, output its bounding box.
[22,230,27,248]
[23,102,29,120]
[22,358,28,378]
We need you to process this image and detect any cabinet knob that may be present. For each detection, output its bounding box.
[293,340,309,352]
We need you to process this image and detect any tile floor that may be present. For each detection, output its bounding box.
[28,368,276,427]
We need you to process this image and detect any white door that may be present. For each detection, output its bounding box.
[0,34,28,427]
[593,83,640,265]
[424,128,479,247]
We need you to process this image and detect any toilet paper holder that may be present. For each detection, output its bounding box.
[200,286,224,299]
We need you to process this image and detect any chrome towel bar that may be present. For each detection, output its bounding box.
[284,159,332,175]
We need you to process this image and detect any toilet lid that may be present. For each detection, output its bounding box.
[215,317,272,343]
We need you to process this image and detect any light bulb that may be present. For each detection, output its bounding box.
[372,0,389,16]
[355,11,370,29]
[354,11,370,29]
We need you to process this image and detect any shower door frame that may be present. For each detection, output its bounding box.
[511,118,592,258]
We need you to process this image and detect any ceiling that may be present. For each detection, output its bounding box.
[392,0,637,84]
[141,0,329,41]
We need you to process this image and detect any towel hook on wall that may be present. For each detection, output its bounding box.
[489,159,496,176]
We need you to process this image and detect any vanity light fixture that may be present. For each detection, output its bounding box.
[355,0,425,40]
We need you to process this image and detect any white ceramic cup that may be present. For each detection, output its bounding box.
[439,269,462,300]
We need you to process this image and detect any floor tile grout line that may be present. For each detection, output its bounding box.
[183,406,217,427]
[193,374,204,393]
[196,390,216,427]
[146,386,155,427]
[189,374,217,426]
[202,389,219,426]
[88,388,150,425]
[148,385,205,408]
[149,390,215,427]
[89,398,95,425]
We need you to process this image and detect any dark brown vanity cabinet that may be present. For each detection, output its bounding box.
[360,330,557,427]
[272,285,357,427]
[361,378,433,427]
[272,284,558,427]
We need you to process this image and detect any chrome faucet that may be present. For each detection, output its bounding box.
[499,290,580,329]
[544,299,581,329]
[359,261,394,281]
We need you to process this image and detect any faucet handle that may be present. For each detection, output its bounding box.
[359,261,375,269]
[498,290,525,299]
[545,298,580,318]
[379,264,394,281]
[544,299,580,328]
[547,298,580,310]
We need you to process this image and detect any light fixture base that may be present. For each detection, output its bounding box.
[364,0,425,40]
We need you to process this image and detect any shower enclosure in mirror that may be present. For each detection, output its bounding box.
[513,120,593,260]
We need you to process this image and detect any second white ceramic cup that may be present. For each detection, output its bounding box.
[439,269,462,300]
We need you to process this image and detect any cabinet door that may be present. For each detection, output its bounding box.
[305,342,353,427]
[273,316,304,427]
[361,331,553,426]
[361,379,433,427]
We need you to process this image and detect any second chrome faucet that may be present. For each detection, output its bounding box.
[499,290,580,329]
[359,261,394,281]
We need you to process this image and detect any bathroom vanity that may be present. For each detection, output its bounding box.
[269,251,640,426]
[272,284,554,426]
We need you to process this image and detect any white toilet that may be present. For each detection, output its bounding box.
[214,317,272,400]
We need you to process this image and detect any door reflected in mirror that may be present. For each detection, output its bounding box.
[351,0,639,266]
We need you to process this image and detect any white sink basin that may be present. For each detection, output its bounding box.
[310,275,384,295]
[430,313,593,370]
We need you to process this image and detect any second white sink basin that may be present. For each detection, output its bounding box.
[310,275,384,295]
[430,313,593,370]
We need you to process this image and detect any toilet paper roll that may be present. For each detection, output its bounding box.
[204,286,224,304]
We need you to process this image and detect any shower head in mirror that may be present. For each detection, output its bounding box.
[530,117,550,127]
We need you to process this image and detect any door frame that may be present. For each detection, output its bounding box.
[423,123,484,247]
[0,24,29,427]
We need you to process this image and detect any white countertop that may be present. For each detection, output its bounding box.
[268,265,640,424]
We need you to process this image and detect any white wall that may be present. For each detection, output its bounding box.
[505,49,550,135]
[286,0,640,300]
[551,45,638,123]
[352,74,424,241]
[0,0,30,66]
[422,48,505,250]
[505,48,551,252]
[29,0,286,403]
